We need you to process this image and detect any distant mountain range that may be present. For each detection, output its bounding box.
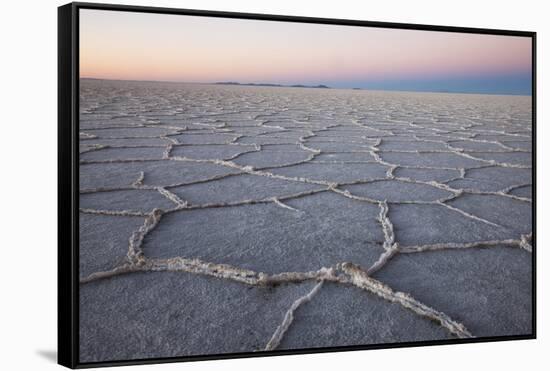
[215,81,330,89]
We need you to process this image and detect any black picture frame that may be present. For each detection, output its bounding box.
[58,2,537,368]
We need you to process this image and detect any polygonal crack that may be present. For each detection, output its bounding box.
[79,79,532,360]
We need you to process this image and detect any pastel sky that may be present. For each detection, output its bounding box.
[80,9,532,95]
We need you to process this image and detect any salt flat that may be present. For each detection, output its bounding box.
[78,79,533,362]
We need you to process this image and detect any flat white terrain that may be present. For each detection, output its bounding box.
[78,79,532,362]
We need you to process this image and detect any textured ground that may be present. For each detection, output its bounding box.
[78,79,533,363]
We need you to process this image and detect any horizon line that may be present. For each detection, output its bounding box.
[79,77,532,97]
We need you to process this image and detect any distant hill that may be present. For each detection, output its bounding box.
[215,81,330,89]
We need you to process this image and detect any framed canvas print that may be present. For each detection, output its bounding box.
[58,2,536,368]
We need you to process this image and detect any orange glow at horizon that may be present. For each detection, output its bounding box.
[80,9,531,85]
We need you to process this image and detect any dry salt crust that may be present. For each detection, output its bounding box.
[78,79,533,362]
